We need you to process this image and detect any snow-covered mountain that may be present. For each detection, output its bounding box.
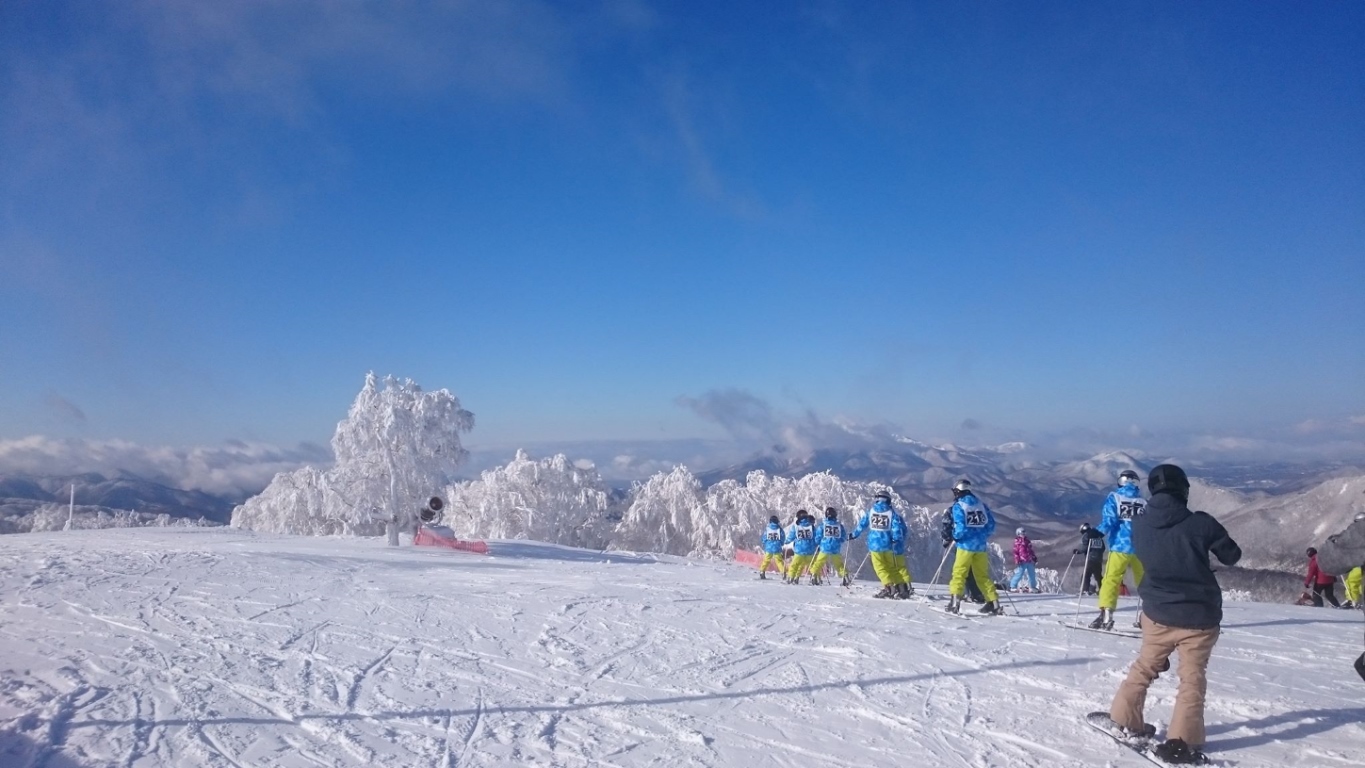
[0,471,235,533]
[1,528,1360,768]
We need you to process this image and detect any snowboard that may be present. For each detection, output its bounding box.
[1084,712,1214,766]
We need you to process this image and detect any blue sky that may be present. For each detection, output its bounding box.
[2,1,1363,466]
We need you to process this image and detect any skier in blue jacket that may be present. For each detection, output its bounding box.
[945,479,1002,615]
[758,515,786,580]
[1091,469,1148,630]
[785,510,822,584]
[850,491,912,598]
[811,507,851,587]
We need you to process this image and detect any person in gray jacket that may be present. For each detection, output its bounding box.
[1106,464,1241,765]
[1317,511,1365,681]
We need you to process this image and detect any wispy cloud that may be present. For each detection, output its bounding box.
[43,394,86,425]
[0,436,330,498]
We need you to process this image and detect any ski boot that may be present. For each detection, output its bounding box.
[1151,738,1211,764]
[945,595,961,614]
[759,571,767,580]
[840,574,852,588]
[873,585,894,599]
[1088,609,1114,631]
[903,583,915,598]
[810,575,822,586]
[978,600,1002,615]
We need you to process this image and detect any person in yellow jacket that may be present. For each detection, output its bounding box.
[1345,566,1362,609]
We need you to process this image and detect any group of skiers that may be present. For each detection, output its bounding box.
[750,466,1365,764]
[757,491,915,598]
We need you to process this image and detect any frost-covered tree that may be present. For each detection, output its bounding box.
[231,374,474,535]
[444,450,615,549]
[612,466,706,555]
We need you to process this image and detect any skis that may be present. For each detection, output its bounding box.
[1084,712,1215,765]
[1063,621,1141,639]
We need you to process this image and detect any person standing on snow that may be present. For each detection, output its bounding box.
[1092,469,1148,630]
[850,491,910,599]
[758,515,787,580]
[1103,463,1242,765]
[1009,528,1039,592]
[945,479,1002,615]
[889,502,914,596]
[785,510,821,584]
[1304,547,1342,608]
[811,507,851,587]
[1344,566,1362,610]
[1316,511,1365,679]
[1077,522,1106,595]
[940,507,986,602]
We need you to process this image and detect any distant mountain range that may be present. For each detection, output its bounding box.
[0,471,236,533]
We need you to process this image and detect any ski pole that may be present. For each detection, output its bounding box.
[930,543,954,586]
[1059,551,1077,595]
[1071,540,1094,628]
[853,546,871,584]
[994,559,1020,615]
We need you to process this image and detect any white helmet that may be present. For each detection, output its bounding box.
[1015,527,1025,536]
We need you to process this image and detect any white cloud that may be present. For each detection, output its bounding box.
[0,435,330,498]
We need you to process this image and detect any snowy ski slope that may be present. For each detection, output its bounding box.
[0,529,1361,767]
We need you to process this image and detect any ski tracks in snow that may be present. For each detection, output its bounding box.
[0,530,1362,767]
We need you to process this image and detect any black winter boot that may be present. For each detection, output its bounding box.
[1151,738,1210,764]
[978,600,1001,615]
[946,595,961,614]
[1088,609,1113,630]
[873,585,893,598]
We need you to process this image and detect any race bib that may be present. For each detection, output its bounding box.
[961,502,987,528]
[765,531,782,542]
[870,512,891,531]
[796,525,814,540]
[1117,498,1147,521]
[823,524,841,539]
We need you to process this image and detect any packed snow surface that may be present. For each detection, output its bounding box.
[1,530,1362,767]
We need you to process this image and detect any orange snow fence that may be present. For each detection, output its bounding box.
[414,526,489,555]
[734,549,763,567]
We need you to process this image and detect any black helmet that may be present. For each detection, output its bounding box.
[769,515,779,525]
[1147,464,1190,500]
[1307,547,1318,557]
[874,490,892,502]
[1118,470,1140,487]
[824,506,838,519]
[1079,522,1091,531]
[797,509,809,520]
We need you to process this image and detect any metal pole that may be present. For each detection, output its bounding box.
[930,544,954,586]
[1059,551,1078,595]
[1071,539,1095,627]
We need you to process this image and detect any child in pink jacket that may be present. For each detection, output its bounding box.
[1009,527,1039,592]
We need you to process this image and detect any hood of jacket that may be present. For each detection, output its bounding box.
[1144,491,1191,530]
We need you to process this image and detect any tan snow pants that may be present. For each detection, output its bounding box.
[1109,615,1220,748]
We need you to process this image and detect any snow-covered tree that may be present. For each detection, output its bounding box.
[612,466,706,555]
[444,450,615,549]
[231,374,474,535]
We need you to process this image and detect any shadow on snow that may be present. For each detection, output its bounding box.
[63,657,1094,730]
[1206,706,1365,751]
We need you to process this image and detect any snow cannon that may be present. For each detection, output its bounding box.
[419,496,445,526]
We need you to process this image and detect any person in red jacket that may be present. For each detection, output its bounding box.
[1305,547,1341,608]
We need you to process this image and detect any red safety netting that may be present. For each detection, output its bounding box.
[413,526,489,555]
